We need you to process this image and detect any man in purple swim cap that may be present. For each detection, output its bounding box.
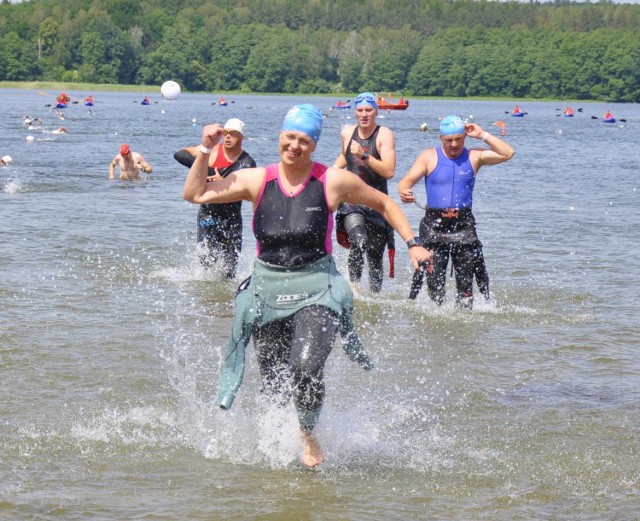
[332,92,397,293]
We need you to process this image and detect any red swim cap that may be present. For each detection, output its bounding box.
[120,144,131,156]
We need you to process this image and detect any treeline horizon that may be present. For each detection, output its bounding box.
[0,0,639,102]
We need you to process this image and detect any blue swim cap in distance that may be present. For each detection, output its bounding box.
[281,104,324,143]
[354,92,378,111]
[439,115,466,135]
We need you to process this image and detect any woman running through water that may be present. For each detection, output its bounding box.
[183,104,432,468]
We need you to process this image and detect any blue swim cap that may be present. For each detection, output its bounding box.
[439,115,466,135]
[354,92,378,111]
[281,104,323,143]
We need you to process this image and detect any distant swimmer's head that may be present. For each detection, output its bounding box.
[419,123,428,132]
[1,155,12,165]
[281,104,323,143]
[354,92,378,111]
[223,118,245,137]
[439,115,466,136]
[120,144,131,156]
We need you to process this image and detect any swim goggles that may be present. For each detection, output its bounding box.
[354,93,376,104]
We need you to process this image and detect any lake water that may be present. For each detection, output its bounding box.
[1,89,638,520]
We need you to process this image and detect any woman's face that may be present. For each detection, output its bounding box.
[279,130,316,165]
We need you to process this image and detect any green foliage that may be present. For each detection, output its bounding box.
[0,32,39,80]
[1,0,639,101]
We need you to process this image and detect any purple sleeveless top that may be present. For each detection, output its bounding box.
[425,148,476,209]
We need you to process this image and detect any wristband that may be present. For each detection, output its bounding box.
[481,131,490,142]
[198,144,212,154]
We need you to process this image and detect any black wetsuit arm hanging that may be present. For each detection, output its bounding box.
[174,149,194,168]
[173,149,216,177]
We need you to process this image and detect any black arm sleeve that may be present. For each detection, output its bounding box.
[174,149,216,177]
[174,149,195,168]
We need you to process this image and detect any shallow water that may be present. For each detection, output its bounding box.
[1,89,638,520]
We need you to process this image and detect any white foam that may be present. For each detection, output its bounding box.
[3,178,25,194]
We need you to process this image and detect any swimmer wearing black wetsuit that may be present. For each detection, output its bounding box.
[334,92,397,293]
[174,118,256,277]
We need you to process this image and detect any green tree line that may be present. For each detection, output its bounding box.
[0,0,639,101]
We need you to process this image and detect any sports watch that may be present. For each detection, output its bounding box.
[406,236,422,249]
[361,151,369,160]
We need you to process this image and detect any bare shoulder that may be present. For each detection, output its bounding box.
[423,147,440,170]
[424,147,438,158]
[340,124,357,139]
[377,125,396,142]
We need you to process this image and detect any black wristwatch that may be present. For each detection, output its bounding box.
[361,151,369,160]
[406,236,422,249]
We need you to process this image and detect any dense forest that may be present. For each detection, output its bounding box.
[1,0,639,101]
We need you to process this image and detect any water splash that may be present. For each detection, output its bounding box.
[3,177,26,194]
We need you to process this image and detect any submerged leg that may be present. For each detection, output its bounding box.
[426,244,450,305]
[344,213,367,283]
[452,244,476,309]
[473,242,490,300]
[365,222,387,293]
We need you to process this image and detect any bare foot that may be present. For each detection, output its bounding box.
[301,431,324,468]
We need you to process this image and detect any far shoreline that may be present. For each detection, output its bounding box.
[0,80,600,104]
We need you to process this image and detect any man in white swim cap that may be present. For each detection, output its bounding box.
[172,118,256,277]
[1,155,13,165]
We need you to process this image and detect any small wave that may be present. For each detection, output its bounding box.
[71,405,181,447]
[2,177,26,194]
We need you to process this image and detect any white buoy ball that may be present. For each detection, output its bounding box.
[161,81,181,100]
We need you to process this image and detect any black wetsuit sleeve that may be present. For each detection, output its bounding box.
[174,149,195,168]
[174,149,216,177]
